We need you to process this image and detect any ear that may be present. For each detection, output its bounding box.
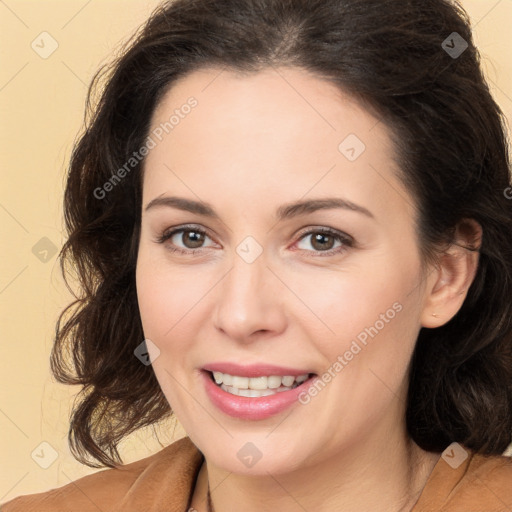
[420,219,482,328]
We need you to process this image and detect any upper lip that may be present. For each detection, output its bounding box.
[202,362,315,378]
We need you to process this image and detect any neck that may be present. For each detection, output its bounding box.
[193,422,441,512]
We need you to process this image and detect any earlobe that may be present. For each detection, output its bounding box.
[420,219,482,329]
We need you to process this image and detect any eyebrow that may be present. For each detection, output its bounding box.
[144,195,374,220]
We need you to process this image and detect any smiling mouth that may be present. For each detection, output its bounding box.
[206,370,317,398]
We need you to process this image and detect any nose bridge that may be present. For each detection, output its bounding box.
[213,240,285,341]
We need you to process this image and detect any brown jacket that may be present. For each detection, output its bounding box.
[2,437,512,511]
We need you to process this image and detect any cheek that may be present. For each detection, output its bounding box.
[296,271,420,426]
[135,253,206,407]
[296,262,423,409]
[135,247,215,354]
[295,263,414,353]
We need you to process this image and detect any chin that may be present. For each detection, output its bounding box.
[190,431,313,476]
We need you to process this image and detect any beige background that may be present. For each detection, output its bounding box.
[1,0,511,502]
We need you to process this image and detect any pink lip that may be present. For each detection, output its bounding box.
[202,362,313,378]
[201,370,317,420]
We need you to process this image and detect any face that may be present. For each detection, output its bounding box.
[136,66,430,476]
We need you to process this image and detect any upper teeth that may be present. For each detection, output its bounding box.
[212,372,309,390]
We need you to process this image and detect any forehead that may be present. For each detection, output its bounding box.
[143,66,413,224]
[149,66,381,151]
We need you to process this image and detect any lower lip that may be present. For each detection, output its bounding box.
[201,370,316,420]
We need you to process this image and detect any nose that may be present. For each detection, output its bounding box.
[212,249,287,344]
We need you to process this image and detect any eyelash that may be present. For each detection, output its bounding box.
[155,224,354,257]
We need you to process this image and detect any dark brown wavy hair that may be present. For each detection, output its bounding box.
[52,0,512,468]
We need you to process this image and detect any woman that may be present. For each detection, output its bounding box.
[3,0,512,510]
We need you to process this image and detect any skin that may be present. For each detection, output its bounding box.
[136,66,481,512]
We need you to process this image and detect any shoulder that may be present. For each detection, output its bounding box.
[415,448,512,512]
[0,436,203,512]
[453,452,512,510]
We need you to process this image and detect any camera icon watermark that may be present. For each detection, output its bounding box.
[31,31,59,59]
[31,441,58,469]
[32,237,58,263]
[441,441,468,469]
[236,236,263,264]
[134,339,161,366]
[338,134,366,162]
[442,32,468,59]
[237,442,263,468]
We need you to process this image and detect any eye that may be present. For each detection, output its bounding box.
[155,224,216,255]
[293,227,353,256]
[155,224,354,257]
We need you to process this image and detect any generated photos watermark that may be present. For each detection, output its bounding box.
[298,301,403,404]
[93,96,198,200]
